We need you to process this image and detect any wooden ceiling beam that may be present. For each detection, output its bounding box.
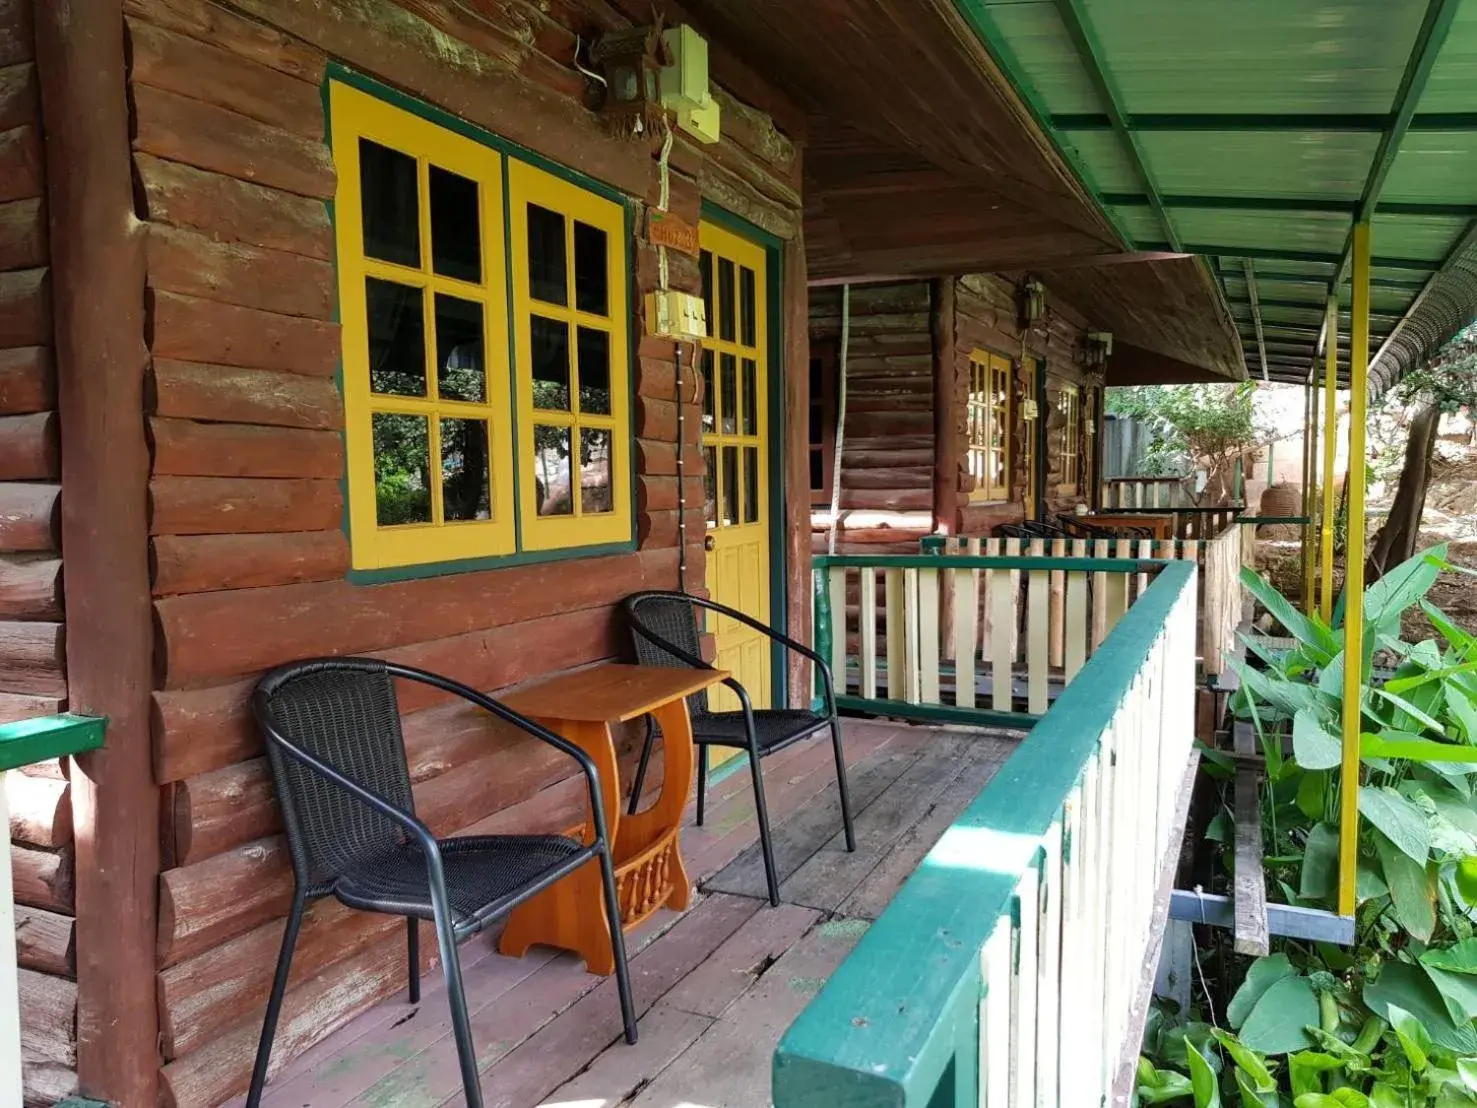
[1243,259,1269,381]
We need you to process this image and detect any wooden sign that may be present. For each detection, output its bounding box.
[646,210,701,256]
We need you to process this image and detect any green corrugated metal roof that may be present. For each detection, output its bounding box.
[955,0,1477,389]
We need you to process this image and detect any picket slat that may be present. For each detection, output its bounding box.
[828,567,848,688]
[916,567,938,704]
[990,566,1014,712]
[886,569,905,700]
[860,566,878,700]
[1027,566,1050,715]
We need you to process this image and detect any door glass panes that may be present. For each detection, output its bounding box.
[743,446,758,523]
[720,353,737,434]
[440,418,491,520]
[359,139,419,267]
[703,445,717,524]
[534,425,572,515]
[433,294,485,403]
[741,358,757,435]
[577,327,611,415]
[367,278,427,397]
[740,267,756,346]
[429,165,480,283]
[699,251,713,335]
[530,316,571,410]
[373,413,431,525]
[717,258,735,342]
[573,222,608,315]
[580,428,613,514]
[702,350,715,432]
[721,446,738,525]
[527,204,568,305]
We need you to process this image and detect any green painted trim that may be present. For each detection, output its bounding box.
[1105,193,1477,219]
[323,66,640,584]
[699,199,783,251]
[1097,505,1245,515]
[1054,111,1477,133]
[346,538,637,585]
[706,749,752,789]
[813,567,833,702]
[773,561,1197,1104]
[835,696,1037,731]
[815,553,1167,572]
[1140,243,1439,271]
[0,714,105,773]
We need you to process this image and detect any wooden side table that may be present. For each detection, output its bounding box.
[495,662,729,975]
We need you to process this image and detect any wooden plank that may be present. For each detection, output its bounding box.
[12,841,72,912]
[149,417,342,479]
[0,553,60,619]
[918,566,940,704]
[1027,565,1049,715]
[827,566,847,688]
[1092,538,1109,648]
[122,0,328,82]
[0,618,64,696]
[15,903,74,978]
[0,124,41,203]
[149,475,342,535]
[0,481,57,552]
[536,1004,715,1108]
[151,358,341,429]
[146,222,336,320]
[980,918,1011,1108]
[19,965,76,1073]
[150,294,340,378]
[658,902,820,1019]
[990,566,1013,712]
[1049,537,1066,667]
[0,195,45,270]
[1064,570,1087,680]
[5,768,68,846]
[859,566,877,700]
[1233,723,1270,956]
[0,59,35,129]
[952,556,978,709]
[0,346,51,414]
[884,568,904,700]
[0,266,48,347]
[151,530,349,596]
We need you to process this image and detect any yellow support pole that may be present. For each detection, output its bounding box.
[1301,374,1319,615]
[1338,221,1371,918]
[1319,295,1339,622]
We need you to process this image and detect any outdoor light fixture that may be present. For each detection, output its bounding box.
[1084,330,1113,370]
[588,25,670,135]
[1021,397,1040,421]
[1019,277,1046,326]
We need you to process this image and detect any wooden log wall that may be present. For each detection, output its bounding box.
[950,273,1098,536]
[1,1,75,1102]
[116,2,808,1105]
[808,282,936,554]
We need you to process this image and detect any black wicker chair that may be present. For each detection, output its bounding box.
[622,591,855,906]
[246,658,637,1108]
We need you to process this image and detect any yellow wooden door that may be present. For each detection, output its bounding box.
[699,221,771,716]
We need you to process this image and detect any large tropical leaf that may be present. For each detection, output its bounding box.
[1361,787,1433,863]
[1237,976,1319,1054]
[1231,657,1322,719]
[1365,545,1448,627]
[1294,710,1342,770]
[1363,961,1477,1054]
[1423,601,1477,662]
[1300,822,1339,901]
[1186,1039,1221,1108]
[1228,954,1298,1029]
[1376,831,1436,942]
[1449,687,1477,744]
[1240,566,1336,660]
[1212,1029,1275,1093]
[1422,939,1477,975]
[1424,962,1477,1026]
[1289,1052,1346,1098]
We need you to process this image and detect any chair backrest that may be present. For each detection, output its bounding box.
[254,658,417,895]
[624,591,713,717]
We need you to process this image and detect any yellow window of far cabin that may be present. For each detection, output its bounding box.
[1058,383,1081,491]
[330,80,631,571]
[967,350,1012,502]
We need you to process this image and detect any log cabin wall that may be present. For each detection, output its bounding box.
[950,273,1096,536]
[1,0,76,1103]
[808,281,936,554]
[111,2,806,1104]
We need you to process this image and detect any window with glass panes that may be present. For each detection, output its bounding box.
[966,350,1012,501]
[699,243,765,533]
[330,80,630,571]
[1057,384,1081,491]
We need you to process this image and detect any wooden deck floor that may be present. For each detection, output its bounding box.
[243,718,1018,1108]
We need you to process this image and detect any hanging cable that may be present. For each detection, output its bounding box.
[827,284,851,555]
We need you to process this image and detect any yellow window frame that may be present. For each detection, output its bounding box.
[332,81,516,571]
[508,160,632,552]
[1058,383,1081,492]
[966,349,1012,502]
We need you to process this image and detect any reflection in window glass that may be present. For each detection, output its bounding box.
[530,315,570,411]
[527,204,567,306]
[577,327,611,415]
[534,424,572,516]
[440,418,491,520]
[702,349,715,432]
[740,266,756,347]
[580,428,613,514]
[703,445,717,524]
[359,139,419,268]
[429,165,480,283]
[809,451,823,489]
[699,251,713,337]
[373,413,431,525]
[366,278,426,397]
[434,294,485,403]
[743,447,758,523]
[717,257,735,342]
[720,353,737,434]
[721,445,738,526]
[573,222,608,316]
[741,358,757,435]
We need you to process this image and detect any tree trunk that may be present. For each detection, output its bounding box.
[1367,401,1440,583]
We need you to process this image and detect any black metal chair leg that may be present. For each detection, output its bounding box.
[628,716,657,816]
[748,741,781,906]
[595,846,639,1045]
[246,892,307,1108]
[695,744,710,826]
[431,895,482,1108]
[406,917,420,1004]
[829,718,856,852]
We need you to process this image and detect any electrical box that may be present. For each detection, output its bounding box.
[646,289,708,342]
[678,97,721,144]
[659,25,709,112]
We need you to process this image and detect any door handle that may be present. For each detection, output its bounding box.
[704,534,716,551]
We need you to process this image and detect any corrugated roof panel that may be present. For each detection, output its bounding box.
[1372,212,1473,263]
[1136,131,1377,202]
[1055,129,1142,194]
[1078,0,1427,114]
[1108,204,1172,244]
[1381,133,1477,205]
[1172,208,1350,254]
[979,1,1100,113]
[1418,0,1477,110]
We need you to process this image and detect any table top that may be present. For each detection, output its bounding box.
[499,662,730,724]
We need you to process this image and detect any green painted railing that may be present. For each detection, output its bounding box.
[777,561,1200,1106]
[2,714,105,1107]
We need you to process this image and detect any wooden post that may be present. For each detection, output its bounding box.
[783,232,811,707]
[930,278,958,538]
[33,3,161,1103]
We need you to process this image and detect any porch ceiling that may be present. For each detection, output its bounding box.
[683,0,1247,381]
[960,0,1477,391]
